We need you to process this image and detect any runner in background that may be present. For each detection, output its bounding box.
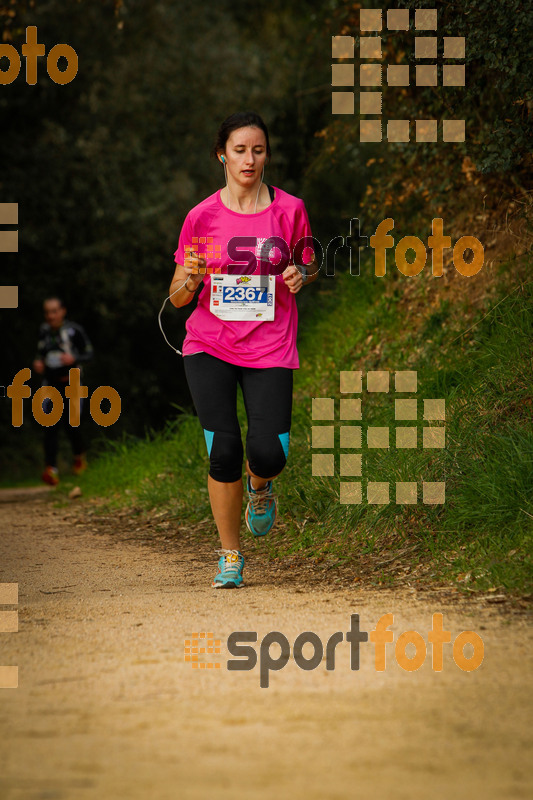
[32,297,94,485]
[169,111,318,589]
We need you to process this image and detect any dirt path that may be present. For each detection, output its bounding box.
[0,490,531,800]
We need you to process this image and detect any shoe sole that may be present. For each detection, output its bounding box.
[212,581,244,589]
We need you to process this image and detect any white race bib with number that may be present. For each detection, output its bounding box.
[210,274,275,321]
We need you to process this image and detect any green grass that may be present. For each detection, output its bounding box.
[56,256,533,595]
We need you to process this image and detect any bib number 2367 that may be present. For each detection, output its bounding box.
[210,274,275,321]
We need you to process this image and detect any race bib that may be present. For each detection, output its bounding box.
[210,274,275,321]
[44,350,64,369]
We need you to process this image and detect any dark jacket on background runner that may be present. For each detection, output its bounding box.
[35,319,93,385]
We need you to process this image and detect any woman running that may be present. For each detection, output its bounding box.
[169,110,318,588]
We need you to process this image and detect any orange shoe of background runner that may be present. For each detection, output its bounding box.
[73,454,87,475]
[42,466,59,486]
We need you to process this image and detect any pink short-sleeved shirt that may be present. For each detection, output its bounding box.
[173,186,314,369]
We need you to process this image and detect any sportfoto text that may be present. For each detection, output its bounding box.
[227,613,484,688]
[218,217,484,277]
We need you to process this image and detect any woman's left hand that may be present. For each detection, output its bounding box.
[282,264,304,294]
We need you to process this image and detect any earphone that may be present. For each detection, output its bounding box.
[220,155,264,213]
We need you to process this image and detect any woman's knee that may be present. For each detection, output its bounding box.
[247,432,289,479]
[204,429,243,483]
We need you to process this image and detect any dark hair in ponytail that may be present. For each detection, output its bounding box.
[211,111,271,161]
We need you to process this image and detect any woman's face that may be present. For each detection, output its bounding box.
[220,126,267,185]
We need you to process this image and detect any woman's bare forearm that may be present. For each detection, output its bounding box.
[169,260,204,308]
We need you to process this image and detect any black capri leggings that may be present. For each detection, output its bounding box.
[183,352,293,483]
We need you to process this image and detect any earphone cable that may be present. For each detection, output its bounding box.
[158,278,191,355]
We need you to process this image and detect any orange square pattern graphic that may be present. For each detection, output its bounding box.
[312,371,446,505]
[0,583,18,689]
[0,203,19,308]
[184,632,222,669]
[331,8,465,142]
[186,239,223,273]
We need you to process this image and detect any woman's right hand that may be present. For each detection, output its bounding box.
[169,249,208,307]
[184,247,207,290]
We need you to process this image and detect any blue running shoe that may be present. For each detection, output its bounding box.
[245,476,277,537]
[212,549,245,589]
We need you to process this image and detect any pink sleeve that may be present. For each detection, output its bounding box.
[292,200,315,265]
[174,212,194,265]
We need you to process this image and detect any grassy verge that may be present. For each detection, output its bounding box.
[56,254,532,596]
